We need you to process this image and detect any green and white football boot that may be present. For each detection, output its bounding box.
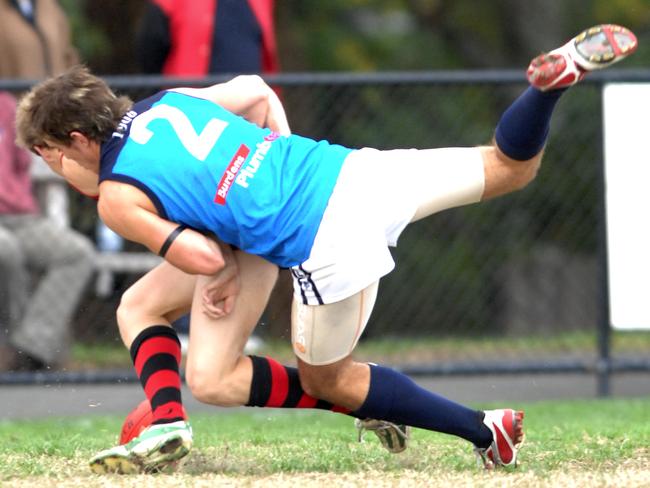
[89,420,192,474]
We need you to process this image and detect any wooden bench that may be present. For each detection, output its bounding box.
[95,252,162,297]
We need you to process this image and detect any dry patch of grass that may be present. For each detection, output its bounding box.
[3,401,648,487]
[5,455,650,488]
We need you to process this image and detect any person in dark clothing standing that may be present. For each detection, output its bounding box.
[136,0,279,76]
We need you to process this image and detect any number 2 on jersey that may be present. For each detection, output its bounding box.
[130,104,228,161]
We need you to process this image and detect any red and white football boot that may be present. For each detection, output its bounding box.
[474,408,525,469]
[527,24,637,91]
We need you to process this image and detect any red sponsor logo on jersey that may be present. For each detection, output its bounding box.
[214,144,250,205]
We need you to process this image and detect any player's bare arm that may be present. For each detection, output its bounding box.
[171,75,291,135]
[98,180,226,276]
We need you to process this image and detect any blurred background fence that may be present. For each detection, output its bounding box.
[2,69,650,392]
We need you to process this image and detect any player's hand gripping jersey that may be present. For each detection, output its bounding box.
[100,91,352,267]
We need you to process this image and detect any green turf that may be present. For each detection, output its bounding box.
[0,397,648,480]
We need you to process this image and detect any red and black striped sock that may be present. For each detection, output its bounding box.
[130,325,186,425]
[245,355,352,415]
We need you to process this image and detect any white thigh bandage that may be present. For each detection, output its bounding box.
[292,282,379,365]
[406,147,485,222]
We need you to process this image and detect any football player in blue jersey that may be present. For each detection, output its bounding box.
[16,24,637,473]
[31,76,413,469]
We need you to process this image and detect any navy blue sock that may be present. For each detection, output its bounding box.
[353,364,492,447]
[495,87,565,161]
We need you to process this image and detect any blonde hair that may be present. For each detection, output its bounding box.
[15,65,132,150]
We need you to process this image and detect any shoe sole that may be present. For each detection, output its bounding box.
[89,434,191,474]
[573,24,637,69]
[527,24,637,90]
[356,419,411,454]
[375,424,411,454]
[89,454,140,475]
[140,435,191,472]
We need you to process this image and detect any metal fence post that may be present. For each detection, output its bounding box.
[596,83,612,397]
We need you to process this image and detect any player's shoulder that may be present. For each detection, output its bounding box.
[98,180,158,229]
[98,180,139,209]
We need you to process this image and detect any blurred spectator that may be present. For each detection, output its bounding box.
[0,0,78,79]
[0,0,128,253]
[0,92,95,371]
[0,0,95,371]
[135,0,279,76]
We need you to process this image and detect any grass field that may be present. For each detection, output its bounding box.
[1,397,649,487]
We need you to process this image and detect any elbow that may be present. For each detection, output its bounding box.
[194,251,225,275]
[235,74,268,96]
[245,74,274,103]
[167,248,224,275]
[241,74,265,89]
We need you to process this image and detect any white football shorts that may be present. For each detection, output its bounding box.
[290,146,485,306]
[290,146,485,365]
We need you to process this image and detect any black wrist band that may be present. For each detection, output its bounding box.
[158,224,187,257]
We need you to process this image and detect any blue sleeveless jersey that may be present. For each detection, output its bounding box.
[99,91,352,267]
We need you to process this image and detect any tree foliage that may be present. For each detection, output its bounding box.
[60,0,649,74]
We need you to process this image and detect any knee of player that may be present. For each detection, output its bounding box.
[115,286,150,332]
[514,157,541,190]
[116,288,136,323]
[498,153,542,194]
[185,367,220,404]
[299,379,328,400]
[297,367,336,400]
[185,366,238,407]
